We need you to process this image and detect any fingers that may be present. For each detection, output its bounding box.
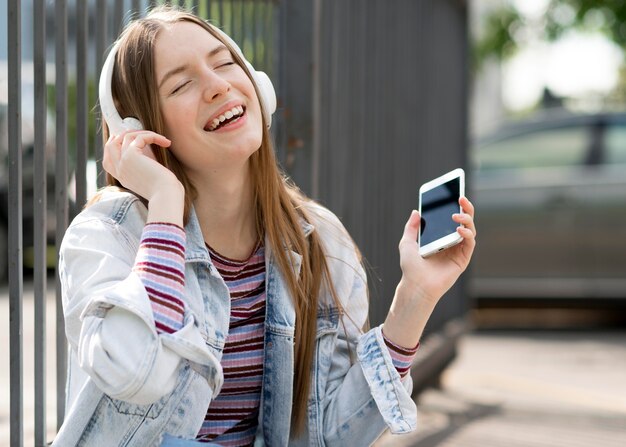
[453,212,476,236]
[454,196,477,242]
[459,196,474,218]
[457,225,475,240]
[103,134,122,175]
[121,131,171,150]
[128,135,156,160]
[103,131,171,179]
[399,210,421,248]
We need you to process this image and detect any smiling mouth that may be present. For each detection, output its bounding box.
[205,105,246,132]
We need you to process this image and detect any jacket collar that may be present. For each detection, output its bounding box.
[184,206,212,263]
[183,205,315,263]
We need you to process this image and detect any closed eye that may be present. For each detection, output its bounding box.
[171,80,190,95]
[216,61,235,69]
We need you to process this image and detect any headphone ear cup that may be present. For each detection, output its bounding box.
[251,70,276,128]
[122,117,144,132]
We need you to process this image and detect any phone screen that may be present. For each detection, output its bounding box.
[420,178,460,247]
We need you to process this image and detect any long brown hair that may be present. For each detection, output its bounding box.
[96,6,350,434]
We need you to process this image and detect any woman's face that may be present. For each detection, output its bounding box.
[154,21,263,174]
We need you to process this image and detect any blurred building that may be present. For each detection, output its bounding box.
[469,0,505,139]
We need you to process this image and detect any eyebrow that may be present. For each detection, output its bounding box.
[158,43,230,89]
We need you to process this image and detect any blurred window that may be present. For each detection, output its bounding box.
[604,124,626,165]
[474,126,588,171]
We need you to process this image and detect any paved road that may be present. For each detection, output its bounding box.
[376,329,626,447]
[2,282,626,446]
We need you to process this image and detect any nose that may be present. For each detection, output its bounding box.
[202,69,231,102]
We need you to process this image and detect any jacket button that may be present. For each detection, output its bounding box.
[267,341,273,349]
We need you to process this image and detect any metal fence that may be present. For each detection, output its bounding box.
[311,0,470,391]
[5,0,468,444]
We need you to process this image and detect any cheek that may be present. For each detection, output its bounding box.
[249,95,264,134]
[162,108,184,134]
[160,97,192,134]
[249,104,264,145]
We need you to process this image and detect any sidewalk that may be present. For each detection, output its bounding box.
[0,280,59,447]
[375,328,626,447]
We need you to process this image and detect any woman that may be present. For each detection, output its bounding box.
[54,6,476,447]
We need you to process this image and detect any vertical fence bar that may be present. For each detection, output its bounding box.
[76,0,89,212]
[281,0,312,191]
[238,0,244,48]
[34,0,48,443]
[219,0,224,28]
[96,0,108,188]
[114,0,125,36]
[251,0,257,64]
[229,0,234,35]
[8,0,23,444]
[273,0,283,153]
[311,0,321,199]
[263,0,270,73]
[55,0,69,429]
[133,0,142,16]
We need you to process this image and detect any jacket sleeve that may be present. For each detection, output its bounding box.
[307,207,417,445]
[321,263,417,445]
[59,217,222,405]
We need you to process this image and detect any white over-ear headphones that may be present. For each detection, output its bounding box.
[98,39,144,135]
[98,22,277,136]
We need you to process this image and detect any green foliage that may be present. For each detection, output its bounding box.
[473,4,522,70]
[152,0,275,75]
[474,0,626,70]
[47,77,98,167]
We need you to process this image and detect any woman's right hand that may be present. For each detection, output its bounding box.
[103,131,185,226]
[103,131,180,201]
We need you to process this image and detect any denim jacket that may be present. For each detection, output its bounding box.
[53,189,417,446]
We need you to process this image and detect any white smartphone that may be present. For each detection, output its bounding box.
[418,168,465,258]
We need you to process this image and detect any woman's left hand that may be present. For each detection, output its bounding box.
[398,196,476,305]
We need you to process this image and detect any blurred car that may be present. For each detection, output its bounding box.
[470,109,626,300]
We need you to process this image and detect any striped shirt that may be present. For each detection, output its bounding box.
[382,332,419,378]
[196,241,266,446]
[133,223,419,446]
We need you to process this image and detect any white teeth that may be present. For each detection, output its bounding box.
[208,105,245,131]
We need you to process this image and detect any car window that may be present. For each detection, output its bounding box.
[474,126,588,171]
[603,124,626,165]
